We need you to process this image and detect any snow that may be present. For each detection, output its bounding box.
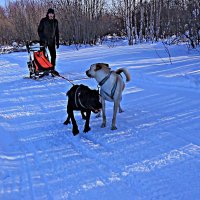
[0,42,200,200]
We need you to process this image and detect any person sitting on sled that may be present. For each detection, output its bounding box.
[38,8,59,75]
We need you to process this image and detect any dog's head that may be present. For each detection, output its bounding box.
[86,63,110,78]
[89,89,102,113]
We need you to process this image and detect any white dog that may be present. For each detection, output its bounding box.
[86,63,131,130]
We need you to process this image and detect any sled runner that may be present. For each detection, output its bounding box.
[26,40,55,79]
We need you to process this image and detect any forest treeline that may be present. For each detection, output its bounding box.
[0,0,200,46]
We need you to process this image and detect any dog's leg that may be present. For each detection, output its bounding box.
[63,115,71,125]
[101,98,106,128]
[68,109,79,136]
[83,111,91,133]
[81,111,87,120]
[111,100,120,130]
[64,103,71,125]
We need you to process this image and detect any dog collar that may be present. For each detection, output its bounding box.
[98,71,112,86]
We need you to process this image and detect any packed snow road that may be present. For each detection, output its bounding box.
[0,43,200,200]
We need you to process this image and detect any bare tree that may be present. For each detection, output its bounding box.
[123,0,134,45]
[139,0,144,42]
[0,0,200,47]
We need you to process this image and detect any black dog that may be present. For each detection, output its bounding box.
[64,84,102,136]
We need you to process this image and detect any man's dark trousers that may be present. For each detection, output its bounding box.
[48,43,56,69]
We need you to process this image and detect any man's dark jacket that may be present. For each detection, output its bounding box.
[38,17,59,46]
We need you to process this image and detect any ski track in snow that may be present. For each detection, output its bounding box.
[0,43,200,200]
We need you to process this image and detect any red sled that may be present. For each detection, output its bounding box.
[26,41,54,79]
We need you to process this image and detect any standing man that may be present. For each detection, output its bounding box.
[38,8,59,73]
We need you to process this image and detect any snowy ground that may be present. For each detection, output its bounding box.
[0,42,200,200]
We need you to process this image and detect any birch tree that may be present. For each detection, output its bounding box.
[124,0,134,45]
[139,0,144,42]
[1,0,200,46]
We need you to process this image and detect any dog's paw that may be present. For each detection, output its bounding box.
[111,126,117,130]
[73,128,79,136]
[101,123,106,128]
[63,120,70,125]
[83,126,91,133]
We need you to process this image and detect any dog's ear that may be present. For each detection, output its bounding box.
[104,63,109,68]
[95,63,109,71]
[95,63,103,71]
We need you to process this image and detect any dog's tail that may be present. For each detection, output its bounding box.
[116,68,131,82]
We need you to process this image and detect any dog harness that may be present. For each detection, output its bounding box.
[98,71,112,87]
[75,86,87,109]
[98,71,119,100]
[74,85,99,111]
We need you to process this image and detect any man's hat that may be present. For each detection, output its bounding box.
[47,8,54,14]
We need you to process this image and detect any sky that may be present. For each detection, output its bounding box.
[0,0,112,8]
[0,0,6,7]
[0,0,15,7]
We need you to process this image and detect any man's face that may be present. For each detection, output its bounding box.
[48,13,54,20]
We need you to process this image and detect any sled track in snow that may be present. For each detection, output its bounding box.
[1,46,200,199]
